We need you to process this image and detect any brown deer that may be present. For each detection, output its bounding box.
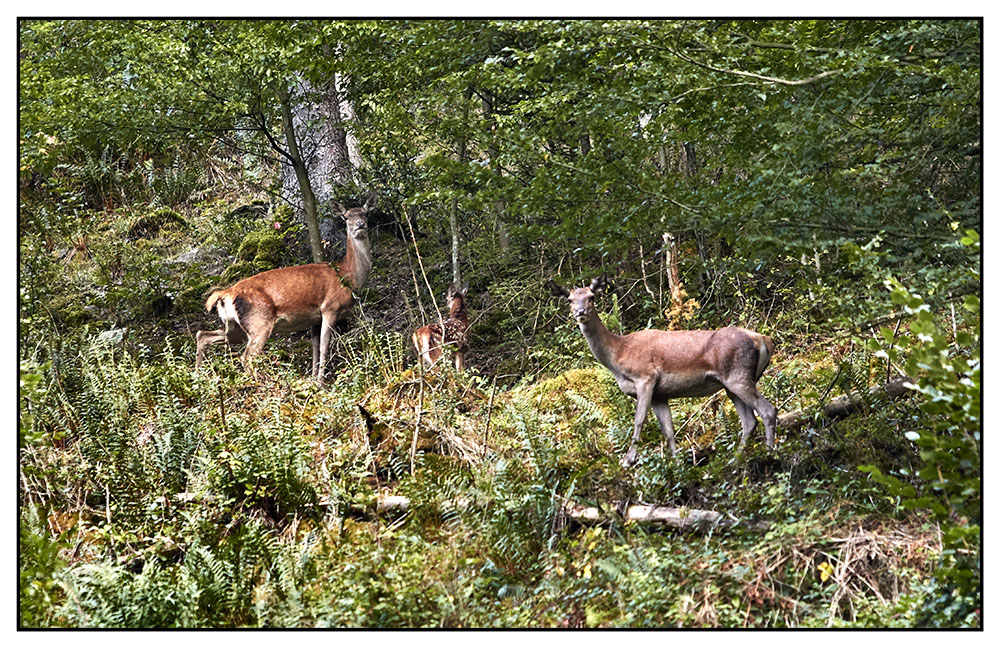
[196,196,375,380]
[550,275,776,467]
[412,283,470,371]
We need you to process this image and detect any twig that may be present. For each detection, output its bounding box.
[483,375,498,446]
[410,368,424,477]
[218,381,228,437]
[401,202,444,331]
[886,318,902,384]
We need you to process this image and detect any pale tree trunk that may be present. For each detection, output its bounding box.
[663,232,683,303]
[450,87,473,287]
[278,83,324,264]
[480,89,509,253]
[280,74,362,256]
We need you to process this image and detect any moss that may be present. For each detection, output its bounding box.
[235,228,284,270]
[176,284,211,314]
[219,228,287,284]
[523,368,621,414]
[271,204,294,226]
[49,292,94,326]
[127,208,187,240]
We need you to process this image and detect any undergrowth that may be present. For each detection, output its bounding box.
[18,202,979,629]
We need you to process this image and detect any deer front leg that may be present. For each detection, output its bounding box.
[316,312,337,381]
[725,389,757,449]
[622,379,654,468]
[724,380,778,449]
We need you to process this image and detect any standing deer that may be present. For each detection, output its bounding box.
[196,196,375,380]
[550,275,777,467]
[412,283,470,371]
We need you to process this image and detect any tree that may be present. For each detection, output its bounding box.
[19,19,370,263]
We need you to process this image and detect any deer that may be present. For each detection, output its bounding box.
[550,275,777,467]
[412,283,470,371]
[195,196,375,381]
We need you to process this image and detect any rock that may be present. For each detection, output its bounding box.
[94,328,126,346]
[168,246,228,276]
[171,247,211,264]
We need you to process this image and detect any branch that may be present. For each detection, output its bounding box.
[668,46,841,86]
[778,377,916,430]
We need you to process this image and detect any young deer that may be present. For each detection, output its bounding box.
[412,283,470,371]
[196,197,375,380]
[551,276,777,467]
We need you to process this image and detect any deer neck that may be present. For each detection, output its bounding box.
[338,233,372,291]
[578,314,622,370]
[450,302,469,324]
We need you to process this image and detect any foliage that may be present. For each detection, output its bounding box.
[19,506,68,627]
[859,230,980,626]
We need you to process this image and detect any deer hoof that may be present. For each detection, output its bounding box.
[620,447,638,468]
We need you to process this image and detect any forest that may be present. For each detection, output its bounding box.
[18,19,980,628]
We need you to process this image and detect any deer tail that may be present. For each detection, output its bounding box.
[756,335,775,380]
[205,289,225,313]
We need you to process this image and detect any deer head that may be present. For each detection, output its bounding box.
[447,282,470,316]
[331,194,376,241]
[550,275,606,323]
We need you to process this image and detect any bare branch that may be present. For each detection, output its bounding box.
[668,46,841,86]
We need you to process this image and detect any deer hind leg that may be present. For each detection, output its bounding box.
[724,380,777,449]
[311,325,321,379]
[622,380,654,468]
[195,329,227,367]
[239,308,275,371]
[454,349,465,371]
[725,389,758,448]
[196,323,246,367]
[651,399,677,456]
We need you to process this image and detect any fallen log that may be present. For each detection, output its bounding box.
[565,503,738,530]
[152,491,760,532]
[777,377,915,431]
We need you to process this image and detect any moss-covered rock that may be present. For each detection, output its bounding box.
[127,208,187,240]
[271,204,294,227]
[49,291,95,327]
[220,228,287,283]
[235,228,284,269]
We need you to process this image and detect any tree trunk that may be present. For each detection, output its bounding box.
[480,90,509,253]
[450,87,473,287]
[280,74,362,253]
[278,82,324,263]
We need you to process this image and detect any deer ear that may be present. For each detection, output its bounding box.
[590,275,606,294]
[460,283,469,296]
[549,280,570,298]
[331,201,347,216]
[363,194,377,212]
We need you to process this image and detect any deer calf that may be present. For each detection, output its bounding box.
[412,283,470,371]
[196,197,375,380]
[551,276,777,467]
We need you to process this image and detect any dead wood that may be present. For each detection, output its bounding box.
[777,377,915,431]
